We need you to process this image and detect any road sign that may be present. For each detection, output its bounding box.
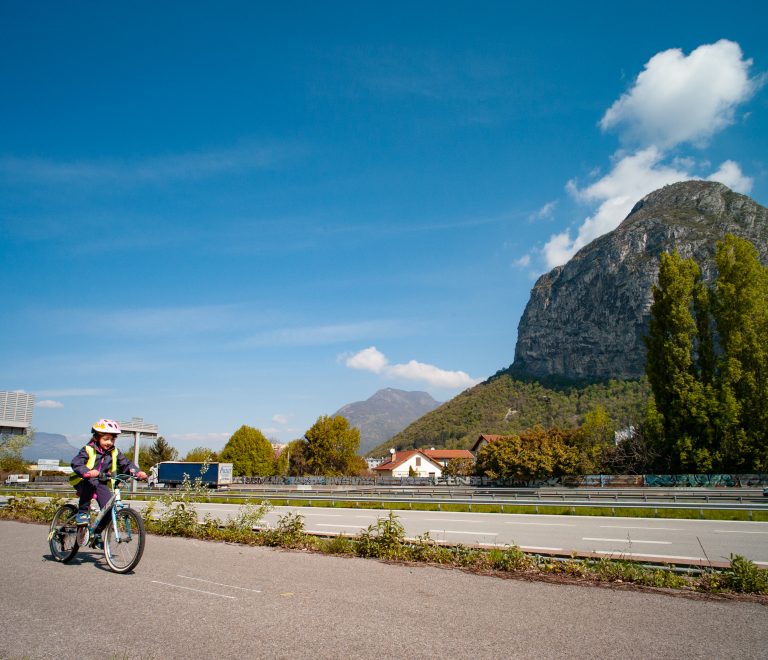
[37,459,59,469]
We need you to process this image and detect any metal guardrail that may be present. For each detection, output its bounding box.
[4,489,767,520]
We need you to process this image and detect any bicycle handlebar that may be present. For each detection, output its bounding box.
[96,471,147,485]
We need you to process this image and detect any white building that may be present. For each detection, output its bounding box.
[373,450,443,478]
[0,391,35,436]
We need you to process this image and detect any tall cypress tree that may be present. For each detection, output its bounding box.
[644,250,714,471]
[712,235,768,471]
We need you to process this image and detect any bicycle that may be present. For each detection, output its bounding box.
[48,472,146,573]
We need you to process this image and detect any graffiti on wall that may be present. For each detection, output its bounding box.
[230,473,768,487]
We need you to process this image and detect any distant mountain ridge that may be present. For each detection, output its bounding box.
[22,432,81,463]
[332,388,443,455]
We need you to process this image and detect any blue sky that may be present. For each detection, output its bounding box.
[2,1,767,453]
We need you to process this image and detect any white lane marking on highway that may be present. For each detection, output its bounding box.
[151,580,236,599]
[600,526,682,531]
[316,523,368,528]
[424,519,485,523]
[505,522,576,527]
[302,513,342,517]
[178,575,261,592]
[713,530,768,534]
[583,537,672,544]
[519,546,563,552]
[429,530,497,535]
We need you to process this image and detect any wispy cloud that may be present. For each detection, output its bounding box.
[344,346,482,389]
[234,320,409,348]
[271,413,294,424]
[528,201,557,222]
[0,142,301,186]
[35,399,64,408]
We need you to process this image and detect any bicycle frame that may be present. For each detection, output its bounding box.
[88,475,133,544]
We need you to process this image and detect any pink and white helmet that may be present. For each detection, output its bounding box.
[92,419,121,435]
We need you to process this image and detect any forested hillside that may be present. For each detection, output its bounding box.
[366,370,650,457]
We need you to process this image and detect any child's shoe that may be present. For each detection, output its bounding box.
[92,533,104,550]
[76,512,90,525]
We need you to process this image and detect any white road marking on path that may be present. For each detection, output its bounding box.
[505,522,576,527]
[583,538,672,544]
[178,575,261,592]
[151,581,236,599]
[600,526,682,531]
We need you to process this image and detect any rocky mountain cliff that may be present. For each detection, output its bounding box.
[332,388,442,455]
[512,181,768,380]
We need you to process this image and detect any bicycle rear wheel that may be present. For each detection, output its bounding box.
[103,508,146,573]
[49,504,79,563]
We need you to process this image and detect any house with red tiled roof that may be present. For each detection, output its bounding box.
[470,434,513,453]
[422,449,475,467]
[373,449,444,478]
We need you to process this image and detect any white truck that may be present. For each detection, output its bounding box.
[4,474,30,486]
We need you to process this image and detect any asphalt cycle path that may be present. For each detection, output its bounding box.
[1,520,766,660]
[180,502,768,566]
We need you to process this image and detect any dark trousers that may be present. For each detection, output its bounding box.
[75,479,112,531]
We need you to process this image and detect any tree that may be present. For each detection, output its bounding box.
[148,437,179,465]
[183,447,219,463]
[303,415,362,476]
[574,405,615,474]
[219,426,274,477]
[408,465,417,477]
[123,443,154,473]
[643,236,768,472]
[643,249,716,471]
[286,439,308,476]
[0,429,33,473]
[475,427,579,480]
[442,457,475,477]
[712,235,768,471]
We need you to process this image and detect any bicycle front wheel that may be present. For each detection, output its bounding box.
[103,508,146,573]
[49,504,79,563]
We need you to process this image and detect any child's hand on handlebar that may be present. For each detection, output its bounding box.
[84,469,100,478]
[136,471,148,480]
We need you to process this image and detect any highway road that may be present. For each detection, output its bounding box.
[1,520,766,660]
[180,502,768,566]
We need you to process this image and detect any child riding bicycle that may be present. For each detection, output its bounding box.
[69,419,147,547]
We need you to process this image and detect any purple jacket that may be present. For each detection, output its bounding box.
[71,440,140,479]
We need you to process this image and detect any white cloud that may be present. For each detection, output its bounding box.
[538,40,762,271]
[600,40,762,148]
[385,361,481,388]
[707,160,753,194]
[12,389,26,393]
[512,254,531,269]
[36,400,64,409]
[345,346,482,389]
[345,346,389,373]
[542,147,693,268]
[528,201,557,222]
[271,413,294,424]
